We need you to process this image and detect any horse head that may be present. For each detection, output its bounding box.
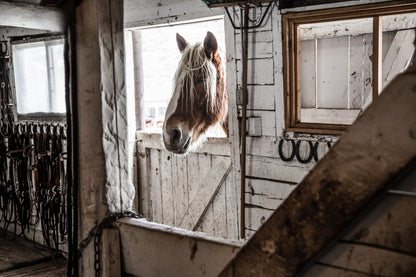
[163,31,228,154]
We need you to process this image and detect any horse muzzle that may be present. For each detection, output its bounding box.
[163,126,192,154]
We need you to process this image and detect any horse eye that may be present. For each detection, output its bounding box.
[196,77,204,83]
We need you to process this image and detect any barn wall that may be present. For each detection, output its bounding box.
[125,0,401,240]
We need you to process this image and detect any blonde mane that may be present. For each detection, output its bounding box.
[172,42,220,115]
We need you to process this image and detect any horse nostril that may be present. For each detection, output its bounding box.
[171,128,181,145]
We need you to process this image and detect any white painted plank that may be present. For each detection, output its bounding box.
[246,155,311,183]
[316,36,349,109]
[149,149,163,223]
[178,157,229,231]
[245,206,274,232]
[194,154,214,234]
[237,58,274,85]
[246,178,297,210]
[174,155,189,225]
[186,153,201,207]
[236,33,273,60]
[212,155,229,238]
[225,171,239,240]
[349,35,365,109]
[300,14,416,40]
[301,108,360,125]
[246,85,275,110]
[362,34,373,111]
[116,218,242,277]
[382,30,416,90]
[272,6,286,138]
[0,2,64,32]
[246,110,276,137]
[160,150,175,225]
[136,131,231,156]
[300,39,316,108]
[124,0,224,29]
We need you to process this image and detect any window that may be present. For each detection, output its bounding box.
[126,17,225,132]
[283,2,416,134]
[11,36,66,117]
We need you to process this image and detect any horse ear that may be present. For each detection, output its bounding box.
[176,33,189,53]
[203,31,218,59]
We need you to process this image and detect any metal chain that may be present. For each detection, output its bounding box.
[78,210,141,277]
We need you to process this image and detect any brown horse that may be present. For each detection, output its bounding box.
[162,32,228,154]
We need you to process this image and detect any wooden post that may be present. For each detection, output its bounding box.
[132,30,145,130]
[101,228,121,277]
[373,16,382,100]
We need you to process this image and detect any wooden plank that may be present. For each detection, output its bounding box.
[136,131,231,156]
[219,72,416,277]
[149,149,163,223]
[343,194,416,255]
[245,206,274,232]
[317,242,416,276]
[124,0,223,29]
[160,150,175,225]
[0,1,64,32]
[194,154,214,235]
[316,36,349,109]
[0,260,66,277]
[178,157,229,230]
[246,85,275,111]
[246,110,276,137]
[246,178,297,210]
[349,35,366,109]
[212,155,229,238]
[101,228,121,277]
[382,29,416,89]
[236,31,273,60]
[136,143,150,218]
[225,170,239,240]
[116,218,242,277]
[300,39,316,108]
[174,154,189,226]
[304,264,375,277]
[373,16,382,100]
[236,58,274,85]
[246,155,312,183]
[0,234,57,272]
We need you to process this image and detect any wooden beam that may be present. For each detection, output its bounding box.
[219,66,416,276]
[101,228,121,277]
[0,1,65,32]
[373,16,382,100]
[279,0,351,9]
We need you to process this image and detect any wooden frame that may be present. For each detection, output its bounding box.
[282,0,416,135]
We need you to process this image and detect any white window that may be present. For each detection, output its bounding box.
[126,17,225,132]
[12,36,66,116]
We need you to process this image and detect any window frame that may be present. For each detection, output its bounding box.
[10,34,66,123]
[282,0,416,135]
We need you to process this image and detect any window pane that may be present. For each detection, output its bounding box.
[381,12,416,90]
[12,38,65,115]
[299,18,373,124]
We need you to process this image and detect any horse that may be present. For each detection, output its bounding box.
[162,31,228,154]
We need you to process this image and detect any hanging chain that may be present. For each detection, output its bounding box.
[78,210,141,277]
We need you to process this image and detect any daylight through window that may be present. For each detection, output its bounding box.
[127,17,225,131]
[12,37,66,115]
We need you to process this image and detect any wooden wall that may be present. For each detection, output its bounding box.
[126,0,402,241]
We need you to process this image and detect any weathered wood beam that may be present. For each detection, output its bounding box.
[219,64,416,276]
[0,1,65,32]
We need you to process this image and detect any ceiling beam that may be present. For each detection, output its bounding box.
[0,1,65,32]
